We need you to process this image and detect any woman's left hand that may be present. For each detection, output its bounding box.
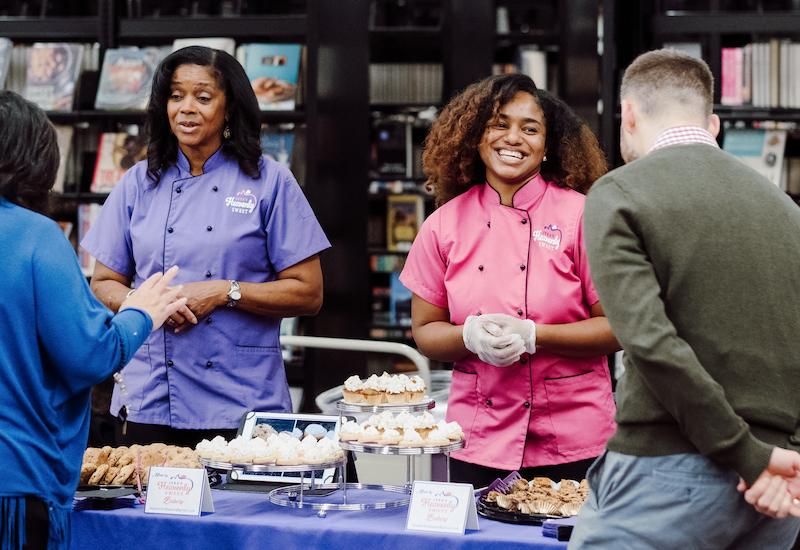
[170,280,228,333]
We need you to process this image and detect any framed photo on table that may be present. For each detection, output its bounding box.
[230,412,342,484]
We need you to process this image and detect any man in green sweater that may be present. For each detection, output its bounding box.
[570,49,800,548]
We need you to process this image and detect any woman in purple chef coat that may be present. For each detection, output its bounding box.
[81,46,330,447]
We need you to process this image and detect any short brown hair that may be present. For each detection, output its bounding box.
[621,49,714,118]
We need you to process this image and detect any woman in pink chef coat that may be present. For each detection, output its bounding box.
[399,74,620,485]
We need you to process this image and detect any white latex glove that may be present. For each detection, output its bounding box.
[478,313,537,354]
[462,315,526,367]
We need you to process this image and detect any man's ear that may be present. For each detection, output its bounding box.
[707,113,720,139]
[621,98,636,135]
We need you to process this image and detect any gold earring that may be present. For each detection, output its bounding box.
[223,126,231,139]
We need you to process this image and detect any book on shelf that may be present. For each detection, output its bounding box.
[95,47,167,110]
[0,38,11,89]
[371,285,391,325]
[52,125,74,194]
[78,203,102,276]
[663,42,702,60]
[237,44,302,111]
[518,46,547,91]
[389,272,412,327]
[386,194,424,252]
[369,63,443,104]
[259,125,295,167]
[719,40,800,109]
[91,132,148,193]
[172,38,236,55]
[23,43,84,112]
[722,128,787,187]
[370,254,407,273]
[784,157,800,195]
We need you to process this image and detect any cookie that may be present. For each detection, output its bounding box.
[87,464,109,485]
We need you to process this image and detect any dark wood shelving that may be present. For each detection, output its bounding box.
[652,12,800,35]
[714,106,800,122]
[0,16,99,40]
[45,110,305,124]
[118,15,307,41]
[495,30,560,47]
[56,192,109,202]
[368,248,410,255]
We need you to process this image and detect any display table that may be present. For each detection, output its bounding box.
[70,489,568,550]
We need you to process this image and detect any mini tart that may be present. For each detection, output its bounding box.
[385,390,408,404]
[342,388,366,404]
[407,390,425,403]
[361,389,384,405]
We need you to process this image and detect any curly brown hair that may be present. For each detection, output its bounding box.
[422,74,607,206]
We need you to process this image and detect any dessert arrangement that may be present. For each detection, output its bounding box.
[342,372,426,405]
[482,476,589,519]
[80,443,201,486]
[338,411,463,447]
[195,428,344,466]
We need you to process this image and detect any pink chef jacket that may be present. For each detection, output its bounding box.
[400,174,616,469]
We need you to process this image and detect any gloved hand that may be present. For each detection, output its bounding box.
[462,315,526,367]
[478,313,536,354]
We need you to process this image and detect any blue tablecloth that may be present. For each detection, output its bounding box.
[70,488,567,550]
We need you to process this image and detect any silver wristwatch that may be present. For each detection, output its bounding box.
[226,280,241,307]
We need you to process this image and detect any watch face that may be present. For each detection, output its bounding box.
[230,289,241,300]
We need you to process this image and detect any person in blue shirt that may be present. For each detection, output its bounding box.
[0,90,186,550]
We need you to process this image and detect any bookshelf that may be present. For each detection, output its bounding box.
[600,0,800,177]
[0,0,602,409]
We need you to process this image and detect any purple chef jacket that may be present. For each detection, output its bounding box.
[81,148,330,429]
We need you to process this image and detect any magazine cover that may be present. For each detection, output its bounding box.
[23,43,84,111]
[239,43,301,110]
[52,125,74,193]
[722,128,787,187]
[386,194,424,252]
[95,47,165,110]
[0,38,12,89]
[259,126,295,167]
[91,132,147,193]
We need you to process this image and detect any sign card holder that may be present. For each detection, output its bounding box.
[406,480,480,535]
[145,466,214,516]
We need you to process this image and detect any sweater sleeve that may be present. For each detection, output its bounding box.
[584,177,773,485]
[33,222,152,400]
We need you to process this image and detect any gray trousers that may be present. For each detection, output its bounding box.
[569,451,800,549]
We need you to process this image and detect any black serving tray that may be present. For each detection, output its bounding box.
[476,496,562,526]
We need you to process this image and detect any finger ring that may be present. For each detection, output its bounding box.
[167,319,175,326]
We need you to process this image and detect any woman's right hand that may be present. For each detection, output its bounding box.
[119,266,188,331]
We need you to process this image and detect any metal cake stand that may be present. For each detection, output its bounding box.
[336,397,435,414]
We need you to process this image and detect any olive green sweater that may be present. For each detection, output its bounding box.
[585,143,800,485]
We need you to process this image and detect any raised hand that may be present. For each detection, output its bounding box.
[119,266,187,331]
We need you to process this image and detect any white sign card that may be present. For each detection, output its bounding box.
[144,467,214,516]
[406,481,480,534]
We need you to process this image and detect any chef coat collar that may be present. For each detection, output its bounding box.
[176,146,227,177]
[481,172,547,212]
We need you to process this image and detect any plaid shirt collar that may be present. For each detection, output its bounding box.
[649,125,719,153]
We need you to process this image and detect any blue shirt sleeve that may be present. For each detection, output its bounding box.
[265,166,331,272]
[34,221,151,400]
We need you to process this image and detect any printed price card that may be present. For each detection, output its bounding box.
[406,480,479,535]
[144,467,214,516]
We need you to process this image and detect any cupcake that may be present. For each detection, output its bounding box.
[405,375,426,403]
[342,375,366,404]
[399,428,425,447]
[423,427,450,447]
[384,376,408,404]
[359,425,383,443]
[380,428,402,445]
[339,420,362,441]
[361,374,384,404]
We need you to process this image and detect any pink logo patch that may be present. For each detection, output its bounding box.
[225,189,257,214]
[532,224,562,250]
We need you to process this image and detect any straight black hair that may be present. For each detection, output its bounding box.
[145,45,262,182]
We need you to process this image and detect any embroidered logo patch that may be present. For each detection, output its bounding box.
[225,189,257,214]
[532,224,562,250]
